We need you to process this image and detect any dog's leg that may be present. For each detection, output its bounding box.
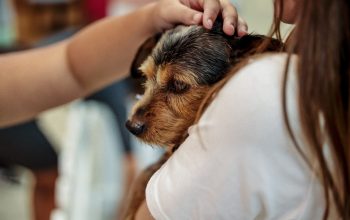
[122,152,171,220]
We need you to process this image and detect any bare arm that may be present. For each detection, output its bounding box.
[66,4,158,93]
[0,4,158,127]
[0,40,77,127]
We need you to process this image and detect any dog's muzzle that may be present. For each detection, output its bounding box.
[125,120,146,136]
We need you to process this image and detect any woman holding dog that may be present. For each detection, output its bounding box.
[0,0,348,220]
[139,0,349,219]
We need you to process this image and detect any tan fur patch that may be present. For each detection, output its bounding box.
[139,56,155,79]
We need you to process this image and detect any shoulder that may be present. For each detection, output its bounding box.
[205,53,298,117]
[218,53,297,101]
[238,52,296,77]
[198,53,299,146]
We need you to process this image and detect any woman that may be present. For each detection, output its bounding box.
[137,0,349,219]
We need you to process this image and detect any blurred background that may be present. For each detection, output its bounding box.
[0,0,292,220]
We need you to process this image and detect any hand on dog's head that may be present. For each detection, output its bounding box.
[131,20,283,81]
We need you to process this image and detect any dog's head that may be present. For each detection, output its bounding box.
[126,22,283,148]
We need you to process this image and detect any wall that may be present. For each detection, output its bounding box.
[233,0,293,38]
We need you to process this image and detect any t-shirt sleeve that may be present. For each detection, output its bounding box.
[145,55,317,220]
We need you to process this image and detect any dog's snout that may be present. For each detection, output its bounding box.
[125,120,146,136]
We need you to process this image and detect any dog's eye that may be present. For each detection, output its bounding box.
[168,80,190,94]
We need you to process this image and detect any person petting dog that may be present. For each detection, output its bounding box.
[0,1,349,220]
[0,0,246,127]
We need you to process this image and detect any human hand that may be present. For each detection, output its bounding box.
[151,0,248,36]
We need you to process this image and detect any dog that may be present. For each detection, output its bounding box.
[123,21,283,219]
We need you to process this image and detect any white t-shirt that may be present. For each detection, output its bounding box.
[145,54,332,220]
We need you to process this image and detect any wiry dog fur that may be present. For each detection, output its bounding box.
[123,21,283,219]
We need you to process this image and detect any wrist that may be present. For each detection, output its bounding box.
[140,2,161,37]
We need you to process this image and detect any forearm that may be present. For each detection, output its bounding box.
[0,4,157,127]
[0,41,80,127]
[67,3,157,92]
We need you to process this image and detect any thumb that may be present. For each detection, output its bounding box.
[170,4,203,25]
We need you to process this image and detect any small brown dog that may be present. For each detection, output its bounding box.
[123,21,283,219]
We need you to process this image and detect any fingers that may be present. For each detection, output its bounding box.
[158,0,248,36]
[186,0,203,11]
[170,3,204,26]
[203,0,221,29]
[221,0,238,35]
[237,16,248,36]
[201,0,248,36]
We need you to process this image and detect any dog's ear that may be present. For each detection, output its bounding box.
[131,33,162,78]
[228,35,284,64]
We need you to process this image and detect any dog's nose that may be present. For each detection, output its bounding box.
[125,120,146,136]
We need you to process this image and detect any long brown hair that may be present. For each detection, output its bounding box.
[196,0,350,218]
[283,0,349,218]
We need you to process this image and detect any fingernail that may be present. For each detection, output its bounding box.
[241,26,248,32]
[207,19,213,29]
[193,13,202,23]
[238,27,248,36]
[229,24,235,35]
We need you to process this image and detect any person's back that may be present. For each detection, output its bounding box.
[146,53,338,219]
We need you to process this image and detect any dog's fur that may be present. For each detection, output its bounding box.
[123,21,283,219]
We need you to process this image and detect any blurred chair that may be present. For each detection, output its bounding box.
[51,101,123,220]
[0,120,58,220]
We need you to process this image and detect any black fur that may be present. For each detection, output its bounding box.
[153,22,232,85]
[132,21,283,86]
